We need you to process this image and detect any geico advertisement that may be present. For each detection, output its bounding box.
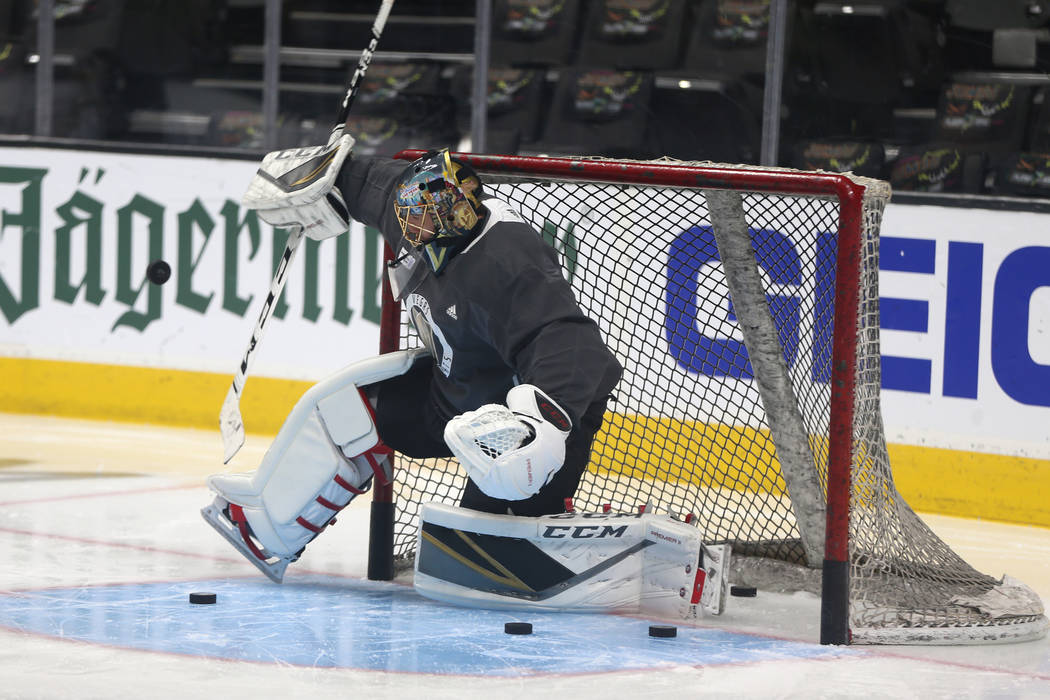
[0,147,383,379]
[878,203,1048,460]
[645,202,1049,461]
[500,181,1048,462]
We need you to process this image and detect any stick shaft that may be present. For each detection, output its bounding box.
[336,0,396,127]
[221,0,396,460]
[220,228,302,462]
[232,227,302,397]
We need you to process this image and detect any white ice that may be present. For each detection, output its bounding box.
[1,412,1049,699]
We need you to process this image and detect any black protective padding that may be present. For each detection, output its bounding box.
[418,520,576,594]
[367,500,396,581]
[820,559,850,645]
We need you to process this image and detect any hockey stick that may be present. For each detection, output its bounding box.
[219,0,396,463]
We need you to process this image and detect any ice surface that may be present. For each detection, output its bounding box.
[1,413,1049,699]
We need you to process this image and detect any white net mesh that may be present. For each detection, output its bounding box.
[455,406,531,460]
[381,155,1047,644]
[845,180,1046,643]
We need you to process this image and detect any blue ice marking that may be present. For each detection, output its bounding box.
[0,577,853,675]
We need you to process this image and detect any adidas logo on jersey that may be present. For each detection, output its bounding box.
[446,304,457,320]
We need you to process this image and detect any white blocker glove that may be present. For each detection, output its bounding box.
[443,384,573,501]
[242,131,355,241]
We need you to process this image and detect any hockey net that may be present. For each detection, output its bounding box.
[373,152,1047,645]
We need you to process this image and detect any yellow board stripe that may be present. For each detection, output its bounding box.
[593,412,789,495]
[2,356,1049,527]
[0,356,309,436]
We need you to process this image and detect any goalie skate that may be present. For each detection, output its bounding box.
[201,496,294,583]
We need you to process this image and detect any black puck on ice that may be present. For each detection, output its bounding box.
[189,592,217,605]
[731,585,758,597]
[147,259,171,285]
[504,622,533,635]
[649,625,677,638]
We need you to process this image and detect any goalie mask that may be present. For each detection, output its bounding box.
[393,149,485,274]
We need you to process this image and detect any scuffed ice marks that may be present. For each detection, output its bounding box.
[0,575,852,675]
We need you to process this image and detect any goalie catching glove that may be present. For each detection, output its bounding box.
[444,384,572,501]
[242,131,355,241]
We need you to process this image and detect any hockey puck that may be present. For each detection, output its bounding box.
[147,259,171,285]
[731,586,758,597]
[504,622,533,635]
[189,592,217,605]
[648,625,677,638]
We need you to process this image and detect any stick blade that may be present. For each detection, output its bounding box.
[220,384,246,464]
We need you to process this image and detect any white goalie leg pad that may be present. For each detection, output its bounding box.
[413,502,731,618]
[204,348,428,579]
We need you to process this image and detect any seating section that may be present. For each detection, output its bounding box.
[791,140,887,179]
[682,0,772,79]
[932,80,1032,158]
[575,0,689,70]
[0,0,30,134]
[943,0,1050,71]
[491,0,583,67]
[1030,86,1050,151]
[527,67,654,157]
[888,144,986,193]
[449,64,546,154]
[991,150,1050,196]
[6,0,1050,198]
[781,0,1050,196]
[348,60,458,156]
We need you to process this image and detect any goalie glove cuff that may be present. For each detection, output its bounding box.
[506,383,573,435]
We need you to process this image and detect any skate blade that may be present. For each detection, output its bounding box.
[201,501,290,584]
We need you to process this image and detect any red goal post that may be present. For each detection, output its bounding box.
[368,151,1048,646]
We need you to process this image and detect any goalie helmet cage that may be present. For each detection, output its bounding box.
[369,151,1048,646]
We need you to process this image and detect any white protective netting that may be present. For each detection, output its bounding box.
[381,155,1047,644]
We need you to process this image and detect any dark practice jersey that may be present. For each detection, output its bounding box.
[339,156,622,427]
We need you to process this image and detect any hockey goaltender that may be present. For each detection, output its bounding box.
[201,134,732,619]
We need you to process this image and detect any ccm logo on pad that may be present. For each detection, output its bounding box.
[542,525,629,539]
